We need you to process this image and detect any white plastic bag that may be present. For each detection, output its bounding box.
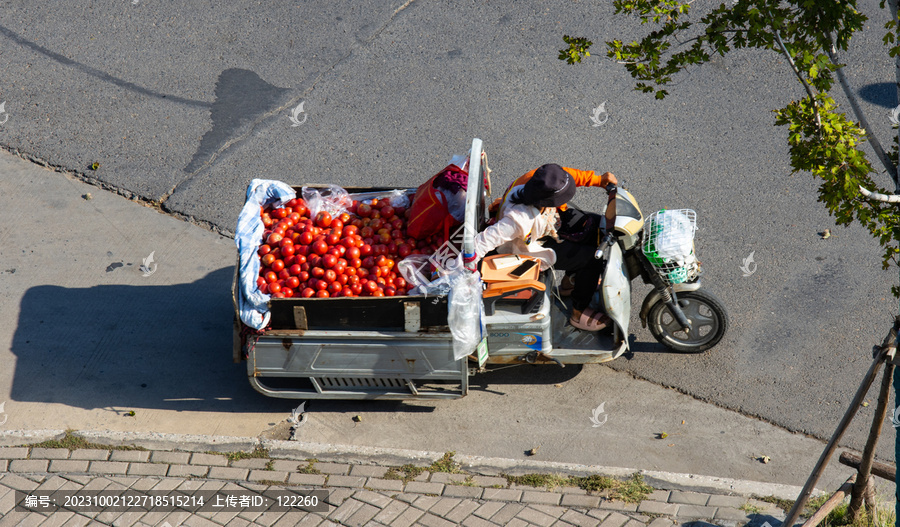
[654,210,695,265]
[302,185,353,218]
[235,179,296,329]
[447,257,486,360]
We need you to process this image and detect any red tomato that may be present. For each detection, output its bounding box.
[327,282,342,295]
[289,264,303,276]
[282,287,294,298]
[341,287,354,297]
[324,269,337,283]
[258,244,272,257]
[315,279,329,291]
[357,203,372,217]
[258,282,268,294]
[360,244,373,256]
[261,253,276,267]
[311,266,325,278]
[281,244,296,258]
[350,258,362,269]
[301,287,315,298]
[269,282,282,294]
[315,290,330,298]
[339,212,351,224]
[315,211,333,228]
[273,208,288,219]
[322,254,337,268]
[312,240,329,255]
[342,225,359,237]
[351,283,363,295]
[330,219,344,232]
[278,269,290,280]
[285,276,300,289]
[384,286,396,297]
[265,271,278,283]
[397,244,411,258]
[364,281,379,293]
[345,246,360,260]
[267,233,283,245]
[381,205,395,218]
[299,231,314,245]
[299,271,310,282]
[271,259,285,272]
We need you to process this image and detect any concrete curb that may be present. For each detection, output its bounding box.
[0,429,813,500]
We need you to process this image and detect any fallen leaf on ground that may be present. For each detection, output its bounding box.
[352,415,361,423]
[657,432,668,439]
[759,455,770,464]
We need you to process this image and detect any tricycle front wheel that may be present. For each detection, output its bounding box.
[647,289,728,353]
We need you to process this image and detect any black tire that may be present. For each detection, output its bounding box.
[647,289,728,353]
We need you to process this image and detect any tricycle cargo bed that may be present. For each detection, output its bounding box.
[268,296,449,331]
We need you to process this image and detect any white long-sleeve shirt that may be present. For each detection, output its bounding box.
[473,185,558,270]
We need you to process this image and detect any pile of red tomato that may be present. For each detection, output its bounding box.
[256,196,443,298]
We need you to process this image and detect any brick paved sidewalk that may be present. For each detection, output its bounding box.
[0,445,789,527]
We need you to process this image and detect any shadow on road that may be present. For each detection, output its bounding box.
[8,267,278,413]
[859,82,897,109]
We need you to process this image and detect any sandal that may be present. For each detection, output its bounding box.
[570,308,611,332]
[558,275,576,297]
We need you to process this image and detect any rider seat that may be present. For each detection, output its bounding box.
[480,254,546,316]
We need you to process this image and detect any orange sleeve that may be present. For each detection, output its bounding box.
[562,167,611,188]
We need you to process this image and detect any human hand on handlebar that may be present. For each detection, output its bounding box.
[601,172,618,186]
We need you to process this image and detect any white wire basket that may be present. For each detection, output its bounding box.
[641,209,701,285]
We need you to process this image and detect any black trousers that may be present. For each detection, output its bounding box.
[541,237,605,311]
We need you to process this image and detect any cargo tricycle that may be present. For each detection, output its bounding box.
[232,138,728,400]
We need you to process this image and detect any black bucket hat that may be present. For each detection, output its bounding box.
[518,164,576,208]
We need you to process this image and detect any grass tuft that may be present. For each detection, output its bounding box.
[27,430,146,452]
[383,464,426,483]
[504,472,652,503]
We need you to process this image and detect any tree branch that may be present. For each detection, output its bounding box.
[859,185,900,203]
[772,28,822,132]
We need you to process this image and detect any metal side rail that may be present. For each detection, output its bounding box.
[248,330,468,400]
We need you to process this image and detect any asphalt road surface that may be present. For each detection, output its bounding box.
[1,0,898,464]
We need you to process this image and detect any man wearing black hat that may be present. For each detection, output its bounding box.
[472,164,617,331]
